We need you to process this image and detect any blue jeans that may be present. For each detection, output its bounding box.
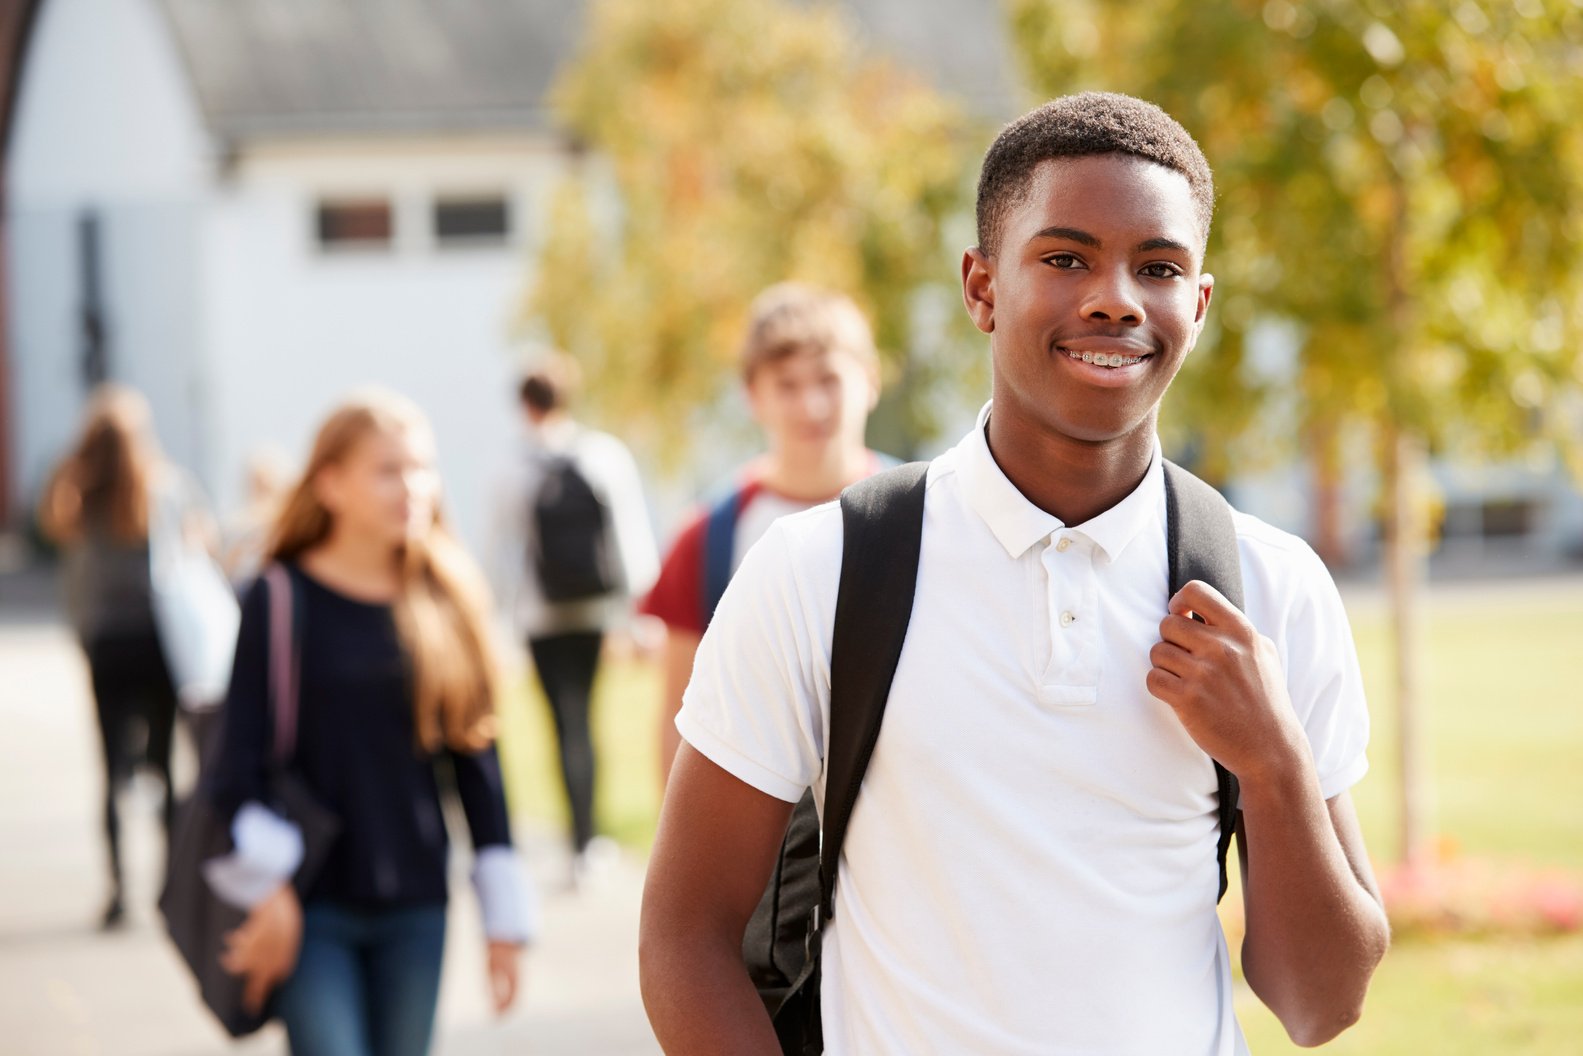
[275,901,448,1056]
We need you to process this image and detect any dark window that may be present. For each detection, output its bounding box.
[434,196,510,245]
[316,199,393,249]
[1481,499,1537,538]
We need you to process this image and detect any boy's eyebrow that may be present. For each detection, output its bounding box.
[1030,226,1100,247]
[1029,229,1194,255]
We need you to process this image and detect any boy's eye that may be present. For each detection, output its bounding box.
[1046,253,1082,269]
[1141,263,1182,279]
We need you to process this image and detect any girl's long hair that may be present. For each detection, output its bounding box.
[39,384,159,545]
[266,391,502,753]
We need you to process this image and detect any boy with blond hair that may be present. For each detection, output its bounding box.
[642,283,886,782]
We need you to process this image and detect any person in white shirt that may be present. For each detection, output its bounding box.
[492,354,658,879]
[639,92,1389,1054]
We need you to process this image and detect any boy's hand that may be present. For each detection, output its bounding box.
[1146,580,1305,784]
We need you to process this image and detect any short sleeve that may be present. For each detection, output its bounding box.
[1249,533,1370,801]
[589,436,659,600]
[674,520,831,803]
[640,510,708,634]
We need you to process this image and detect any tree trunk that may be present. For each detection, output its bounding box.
[1383,424,1430,867]
[1308,415,1348,568]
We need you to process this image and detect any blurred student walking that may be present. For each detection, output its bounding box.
[491,354,657,884]
[39,384,227,928]
[206,391,533,1056]
[642,283,885,783]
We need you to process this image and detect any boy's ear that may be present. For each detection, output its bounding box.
[962,248,995,335]
[1191,272,1214,342]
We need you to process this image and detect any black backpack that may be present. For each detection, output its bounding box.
[745,459,1246,1055]
[532,454,617,602]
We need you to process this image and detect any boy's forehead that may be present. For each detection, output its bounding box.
[1010,154,1205,251]
[749,342,866,380]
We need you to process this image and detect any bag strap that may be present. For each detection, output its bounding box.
[1161,460,1244,901]
[817,461,931,922]
[701,487,740,628]
[810,458,1241,920]
[702,478,766,628]
[262,563,301,770]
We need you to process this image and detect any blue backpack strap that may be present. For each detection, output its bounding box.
[700,485,746,629]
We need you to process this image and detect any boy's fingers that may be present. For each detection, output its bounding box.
[1157,613,1215,651]
[1149,639,1194,676]
[1145,664,1184,703]
[1168,580,1238,626]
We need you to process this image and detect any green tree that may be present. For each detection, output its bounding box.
[524,0,977,465]
[1009,0,1583,864]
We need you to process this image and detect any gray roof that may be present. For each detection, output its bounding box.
[160,0,581,140]
[159,0,1019,143]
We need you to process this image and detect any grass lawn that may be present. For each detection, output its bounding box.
[496,579,1583,1052]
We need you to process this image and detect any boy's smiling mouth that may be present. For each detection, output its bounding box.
[1062,348,1151,367]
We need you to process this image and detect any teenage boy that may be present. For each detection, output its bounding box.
[640,93,1389,1053]
[491,354,657,880]
[641,283,884,783]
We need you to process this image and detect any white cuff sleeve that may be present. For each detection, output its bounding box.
[472,845,538,945]
[202,801,304,909]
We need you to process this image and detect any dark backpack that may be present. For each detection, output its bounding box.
[532,454,616,603]
[745,459,1246,1056]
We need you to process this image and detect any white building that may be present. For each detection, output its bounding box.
[5,0,584,555]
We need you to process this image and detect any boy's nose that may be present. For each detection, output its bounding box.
[1080,269,1145,325]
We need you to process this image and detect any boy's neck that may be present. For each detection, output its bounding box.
[756,442,871,504]
[985,412,1158,528]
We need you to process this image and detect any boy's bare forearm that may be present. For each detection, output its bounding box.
[639,924,781,1054]
[1239,759,1389,1046]
[642,743,798,1054]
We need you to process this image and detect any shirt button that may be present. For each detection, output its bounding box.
[1056,537,1071,553]
[1060,611,1077,627]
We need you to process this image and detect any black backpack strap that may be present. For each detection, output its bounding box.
[817,461,931,922]
[1162,459,1244,901]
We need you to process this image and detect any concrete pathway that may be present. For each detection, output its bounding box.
[0,588,659,1056]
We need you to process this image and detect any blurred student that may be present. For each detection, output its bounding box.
[641,283,884,784]
[39,384,223,928]
[206,391,533,1056]
[491,354,658,883]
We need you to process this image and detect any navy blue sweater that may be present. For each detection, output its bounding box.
[207,563,513,908]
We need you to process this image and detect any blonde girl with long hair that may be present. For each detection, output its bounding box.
[39,384,198,928]
[205,391,532,1056]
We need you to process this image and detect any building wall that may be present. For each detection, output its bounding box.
[3,0,572,560]
[4,0,210,519]
[203,135,570,558]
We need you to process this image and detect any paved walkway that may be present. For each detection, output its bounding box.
[0,589,659,1056]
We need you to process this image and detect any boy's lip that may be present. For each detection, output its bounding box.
[1053,338,1156,387]
[1054,335,1154,357]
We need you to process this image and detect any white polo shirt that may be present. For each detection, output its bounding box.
[677,407,1370,1055]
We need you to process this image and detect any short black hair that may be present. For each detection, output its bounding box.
[518,353,581,413]
[975,92,1214,255]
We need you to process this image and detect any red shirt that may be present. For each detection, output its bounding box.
[642,454,890,634]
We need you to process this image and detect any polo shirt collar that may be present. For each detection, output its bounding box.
[959,402,1164,564]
